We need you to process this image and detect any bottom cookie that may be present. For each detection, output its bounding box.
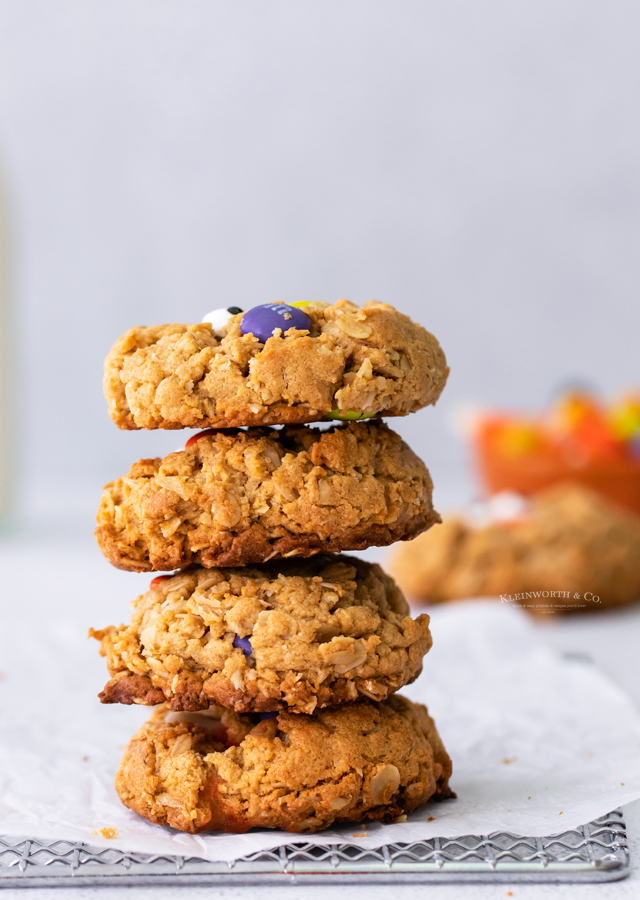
[116,696,453,834]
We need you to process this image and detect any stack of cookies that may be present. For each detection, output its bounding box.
[91,298,454,835]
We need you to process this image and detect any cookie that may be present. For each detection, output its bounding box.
[104,299,448,430]
[115,695,453,834]
[91,555,432,714]
[95,421,439,572]
[391,484,640,613]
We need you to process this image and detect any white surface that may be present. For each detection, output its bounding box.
[1,531,640,898]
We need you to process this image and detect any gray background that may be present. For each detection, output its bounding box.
[0,0,638,528]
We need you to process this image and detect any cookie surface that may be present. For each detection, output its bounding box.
[391,484,640,613]
[96,421,439,571]
[104,299,449,430]
[115,696,453,834]
[91,555,432,714]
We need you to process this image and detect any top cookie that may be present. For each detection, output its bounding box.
[104,299,449,430]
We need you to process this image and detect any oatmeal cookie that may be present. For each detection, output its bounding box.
[95,421,439,571]
[104,299,449,430]
[391,484,640,613]
[91,555,432,714]
[115,696,453,834]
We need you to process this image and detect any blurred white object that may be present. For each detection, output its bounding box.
[447,402,486,440]
[462,490,530,528]
[0,162,11,526]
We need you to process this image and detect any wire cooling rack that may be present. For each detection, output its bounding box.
[0,811,629,886]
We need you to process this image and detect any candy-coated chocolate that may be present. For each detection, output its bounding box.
[185,428,221,448]
[324,409,376,421]
[240,303,311,343]
[289,300,330,308]
[233,635,253,656]
[257,711,279,720]
[202,306,244,332]
[150,575,173,589]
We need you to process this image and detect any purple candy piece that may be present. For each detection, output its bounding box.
[258,711,279,720]
[233,635,253,656]
[240,303,311,343]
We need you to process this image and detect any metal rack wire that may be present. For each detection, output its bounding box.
[0,810,629,886]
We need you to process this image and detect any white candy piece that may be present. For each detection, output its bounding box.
[202,306,243,332]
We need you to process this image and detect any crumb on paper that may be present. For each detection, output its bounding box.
[0,671,5,682]
[92,827,118,840]
[559,811,563,816]
[587,752,594,758]
[528,796,531,800]
[352,832,368,838]
[621,783,625,786]
[500,757,517,765]
[427,816,435,822]
[83,756,89,762]
[394,814,408,823]
[507,892,513,897]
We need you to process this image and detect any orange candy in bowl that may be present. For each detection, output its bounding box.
[474,391,640,514]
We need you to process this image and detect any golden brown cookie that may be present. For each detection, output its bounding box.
[91,555,432,714]
[115,696,453,834]
[104,299,448,430]
[95,421,439,572]
[390,484,640,613]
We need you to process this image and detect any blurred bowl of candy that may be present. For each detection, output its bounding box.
[473,390,640,514]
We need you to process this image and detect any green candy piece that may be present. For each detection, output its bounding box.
[324,409,376,421]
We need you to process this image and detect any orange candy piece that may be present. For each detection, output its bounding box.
[495,422,544,458]
[150,575,173,589]
[478,417,546,459]
[553,392,624,461]
[185,428,221,448]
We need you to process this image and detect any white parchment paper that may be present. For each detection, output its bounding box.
[2,599,640,863]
